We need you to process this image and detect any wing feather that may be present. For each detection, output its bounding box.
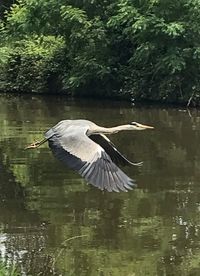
[46,125,136,192]
[104,161,116,192]
[89,134,142,166]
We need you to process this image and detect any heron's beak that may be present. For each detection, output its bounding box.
[137,123,154,129]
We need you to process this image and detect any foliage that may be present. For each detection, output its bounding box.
[0,1,15,19]
[0,261,19,276]
[0,35,66,93]
[60,5,111,94]
[107,0,200,104]
[1,0,200,104]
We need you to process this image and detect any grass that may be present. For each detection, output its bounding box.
[0,261,19,276]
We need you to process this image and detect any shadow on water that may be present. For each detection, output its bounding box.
[0,94,200,275]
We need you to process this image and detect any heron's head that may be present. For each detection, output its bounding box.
[129,122,154,130]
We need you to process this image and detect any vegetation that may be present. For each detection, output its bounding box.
[1,0,200,105]
[0,261,19,276]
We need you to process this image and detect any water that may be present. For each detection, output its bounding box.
[0,94,200,275]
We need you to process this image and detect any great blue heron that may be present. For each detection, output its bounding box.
[26,119,154,192]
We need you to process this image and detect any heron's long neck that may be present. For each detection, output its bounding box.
[93,125,132,135]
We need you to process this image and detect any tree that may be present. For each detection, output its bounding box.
[1,0,200,104]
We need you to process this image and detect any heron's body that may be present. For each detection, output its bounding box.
[26,119,153,192]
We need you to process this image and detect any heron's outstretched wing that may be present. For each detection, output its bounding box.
[46,126,136,192]
[89,134,142,166]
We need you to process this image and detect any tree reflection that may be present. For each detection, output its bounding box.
[0,95,200,274]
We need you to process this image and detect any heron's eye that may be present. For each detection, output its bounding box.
[130,122,137,126]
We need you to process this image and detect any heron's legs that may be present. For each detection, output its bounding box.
[25,138,47,149]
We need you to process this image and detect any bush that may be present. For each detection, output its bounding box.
[0,35,66,93]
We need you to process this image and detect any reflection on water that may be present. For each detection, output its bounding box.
[0,94,200,275]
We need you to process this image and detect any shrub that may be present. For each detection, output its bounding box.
[0,35,66,93]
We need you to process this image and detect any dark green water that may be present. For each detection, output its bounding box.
[0,94,200,276]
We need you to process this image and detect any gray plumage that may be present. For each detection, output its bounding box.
[26,119,154,192]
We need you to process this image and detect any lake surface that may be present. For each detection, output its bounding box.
[0,94,200,275]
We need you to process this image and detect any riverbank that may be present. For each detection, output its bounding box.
[1,1,200,107]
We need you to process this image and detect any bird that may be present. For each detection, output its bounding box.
[26,119,154,192]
